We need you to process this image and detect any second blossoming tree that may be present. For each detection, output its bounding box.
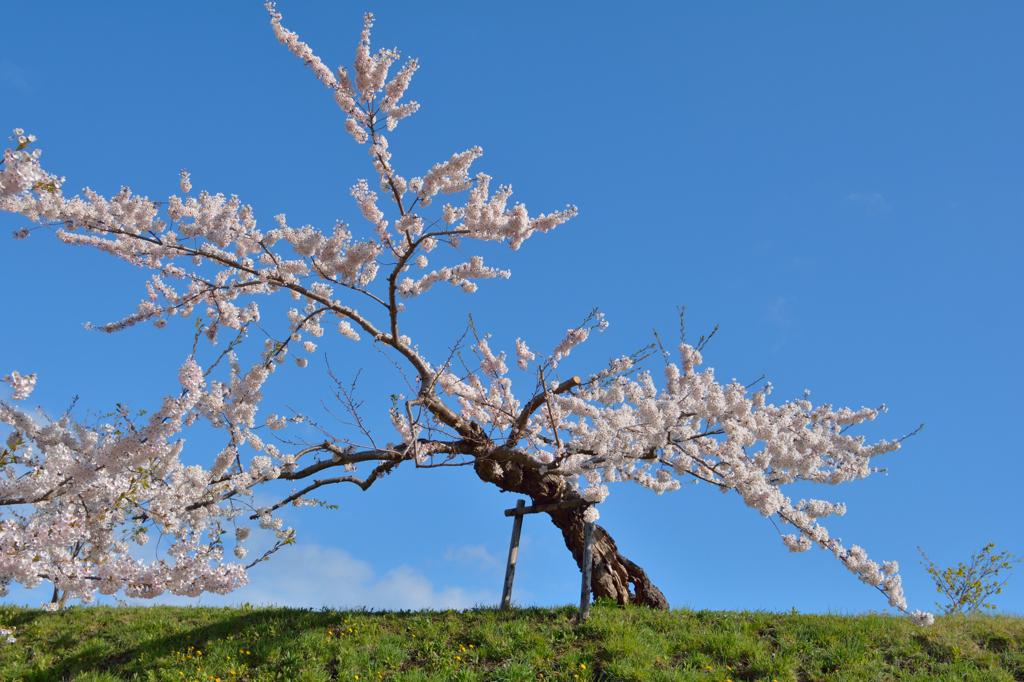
[0,4,932,625]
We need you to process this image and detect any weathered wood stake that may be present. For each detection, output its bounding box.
[579,518,594,622]
[500,499,525,610]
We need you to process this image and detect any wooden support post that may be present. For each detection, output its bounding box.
[579,515,594,622]
[501,496,597,621]
[500,499,525,610]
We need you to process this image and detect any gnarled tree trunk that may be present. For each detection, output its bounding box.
[474,456,669,610]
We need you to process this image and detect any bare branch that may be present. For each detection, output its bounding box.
[505,375,580,450]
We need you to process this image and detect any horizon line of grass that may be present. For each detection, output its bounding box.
[0,601,1020,681]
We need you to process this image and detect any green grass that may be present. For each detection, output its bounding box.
[0,600,1020,681]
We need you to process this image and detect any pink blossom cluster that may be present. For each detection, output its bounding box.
[0,357,298,611]
[2,130,64,233]
[1,130,45,199]
[266,5,418,137]
[2,372,36,401]
[460,173,578,251]
[397,255,510,298]
[1,150,42,199]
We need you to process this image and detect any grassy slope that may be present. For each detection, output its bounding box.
[0,602,1020,681]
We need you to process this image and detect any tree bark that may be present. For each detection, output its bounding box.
[474,456,669,610]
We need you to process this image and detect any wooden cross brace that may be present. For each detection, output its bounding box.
[501,498,596,622]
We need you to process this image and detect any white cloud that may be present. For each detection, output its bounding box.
[0,61,31,90]
[227,544,499,611]
[1,538,500,612]
[120,543,499,612]
[443,543,500,570]
[846,192,890,214]
[763,297,792,353]
[764,297,790,326]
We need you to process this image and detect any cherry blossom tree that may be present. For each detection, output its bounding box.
[0,4,933,625]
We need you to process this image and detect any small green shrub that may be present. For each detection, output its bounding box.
[919,542,1022,614]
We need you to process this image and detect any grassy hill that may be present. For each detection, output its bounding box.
[0,601,1020,681]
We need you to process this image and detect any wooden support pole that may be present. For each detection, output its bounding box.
[500,499,525,610]
[579,516,594,622]
[501,497,598,620]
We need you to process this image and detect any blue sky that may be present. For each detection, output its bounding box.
[2,1,1022,617]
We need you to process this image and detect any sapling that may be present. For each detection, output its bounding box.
[919,543,1021,615]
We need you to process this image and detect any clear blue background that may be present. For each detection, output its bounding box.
[1,1,1021,617]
